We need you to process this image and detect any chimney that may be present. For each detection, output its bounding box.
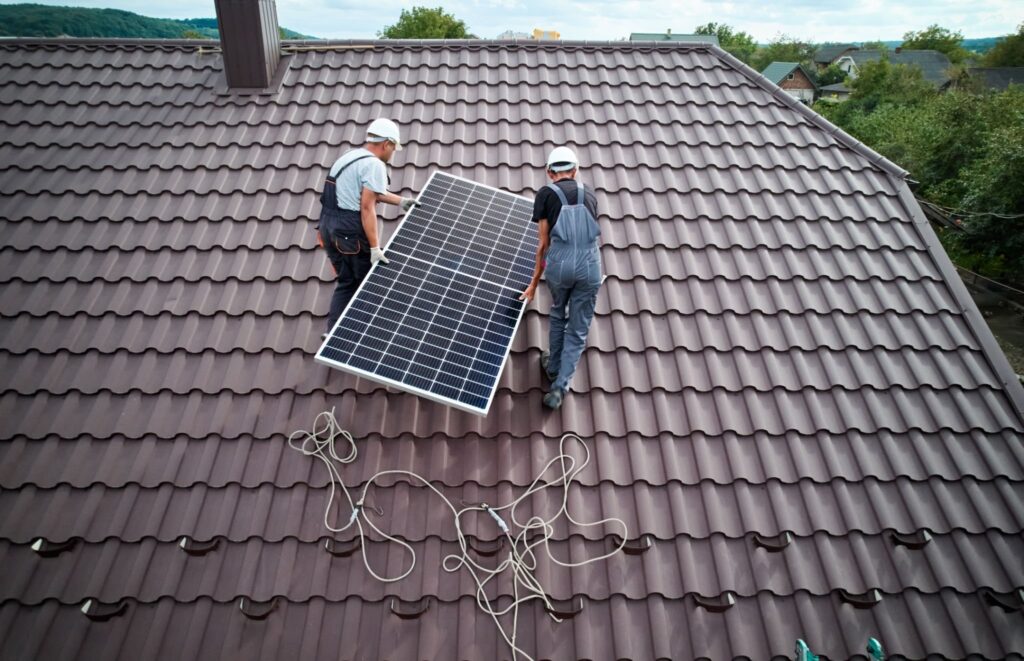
[214,0,282,90]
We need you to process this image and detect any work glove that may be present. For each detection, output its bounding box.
[370,246,389,265]
[400,197,420,212]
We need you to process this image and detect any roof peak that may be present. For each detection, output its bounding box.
[1,36,717,51]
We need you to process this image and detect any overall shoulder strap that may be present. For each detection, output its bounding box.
[547,182,570,206]
[332,153,373,179]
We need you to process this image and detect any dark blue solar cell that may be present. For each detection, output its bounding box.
[321,346,349,364]
[431,383,462,400]
[471,357,503,378]
[376,362,409,382]
[349,354,381,374]
[458,390,489,409]
[406,363,437,386]
[443,351,473,369]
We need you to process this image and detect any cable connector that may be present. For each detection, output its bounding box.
[348,501,363,526]
[482,504,509,534]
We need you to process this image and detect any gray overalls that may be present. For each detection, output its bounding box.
[543,180,602,393]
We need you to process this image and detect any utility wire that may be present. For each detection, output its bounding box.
[919,198,1024,221]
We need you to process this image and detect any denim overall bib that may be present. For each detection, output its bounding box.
[543,180,603,393]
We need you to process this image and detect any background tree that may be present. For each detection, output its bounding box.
[694,22,756,64]
[901,24,969,63]
[816,72,1024,282]
[953,121,1024,273]
[847,58,935,111]
[751,35,815,74]
[859,40,890,53]
[378,6,469,39]
[982,23,1024,66]
[816,63,846,86]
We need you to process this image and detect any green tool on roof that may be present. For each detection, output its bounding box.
[794,640,819,661]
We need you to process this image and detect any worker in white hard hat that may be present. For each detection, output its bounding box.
[519,146,602,410]
[317,117,419,337]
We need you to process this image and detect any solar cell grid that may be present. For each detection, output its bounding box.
[385,175,538,290]
[316,172,538,414]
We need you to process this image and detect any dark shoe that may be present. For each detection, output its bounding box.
[540,351,557,383]
[543,389,564,410]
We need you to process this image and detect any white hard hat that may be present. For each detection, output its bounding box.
[366,117,402,150]
[546,146,578,172]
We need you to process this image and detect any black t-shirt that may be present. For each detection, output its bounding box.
[531,180,599,230]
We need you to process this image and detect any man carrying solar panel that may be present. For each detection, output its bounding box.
[519,146,602,410]
[317,118,419,337]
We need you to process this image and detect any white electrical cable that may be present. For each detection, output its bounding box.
[288,408,629,661]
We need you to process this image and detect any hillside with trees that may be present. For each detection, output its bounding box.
[0,4,312,39]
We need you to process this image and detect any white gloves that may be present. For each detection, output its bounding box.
[400,197,420,212]
[370,246,389,265]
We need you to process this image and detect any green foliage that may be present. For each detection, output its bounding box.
[901,24,969,64]
[824,57,935,122]
[751,35,816,74]
[948,94,1024,272]
[816,63,846,86]
[860,40,890,53]
[694,22,756,64]
[816,73,1024,282]
[0,5,312,39]
[378,6,469,39]
[982,23,1024,66]
[0,3,185,37]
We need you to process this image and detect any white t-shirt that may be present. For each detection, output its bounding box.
[328,148,388,211]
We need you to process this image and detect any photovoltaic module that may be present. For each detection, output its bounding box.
[315,171,539,415]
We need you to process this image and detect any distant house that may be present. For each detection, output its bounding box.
[496,30,530,40]
[837,48,953,87]
[761,61,817,104]
[819,81,852,102]
[964,67,1024,91]
[496,29,559,40]
[812,43,859,70]
[629,29,720,45]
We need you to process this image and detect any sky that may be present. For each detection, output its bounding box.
[8,0,1022,41]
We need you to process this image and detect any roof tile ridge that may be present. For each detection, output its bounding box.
[705,43,909,181]
[280,38,710,50]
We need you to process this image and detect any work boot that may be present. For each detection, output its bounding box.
[543,389,564,410]
[540,351,557,383]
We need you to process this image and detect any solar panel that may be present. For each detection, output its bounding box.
[315,171,539,415]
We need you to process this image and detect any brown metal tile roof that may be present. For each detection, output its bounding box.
[1,38,1023,660]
